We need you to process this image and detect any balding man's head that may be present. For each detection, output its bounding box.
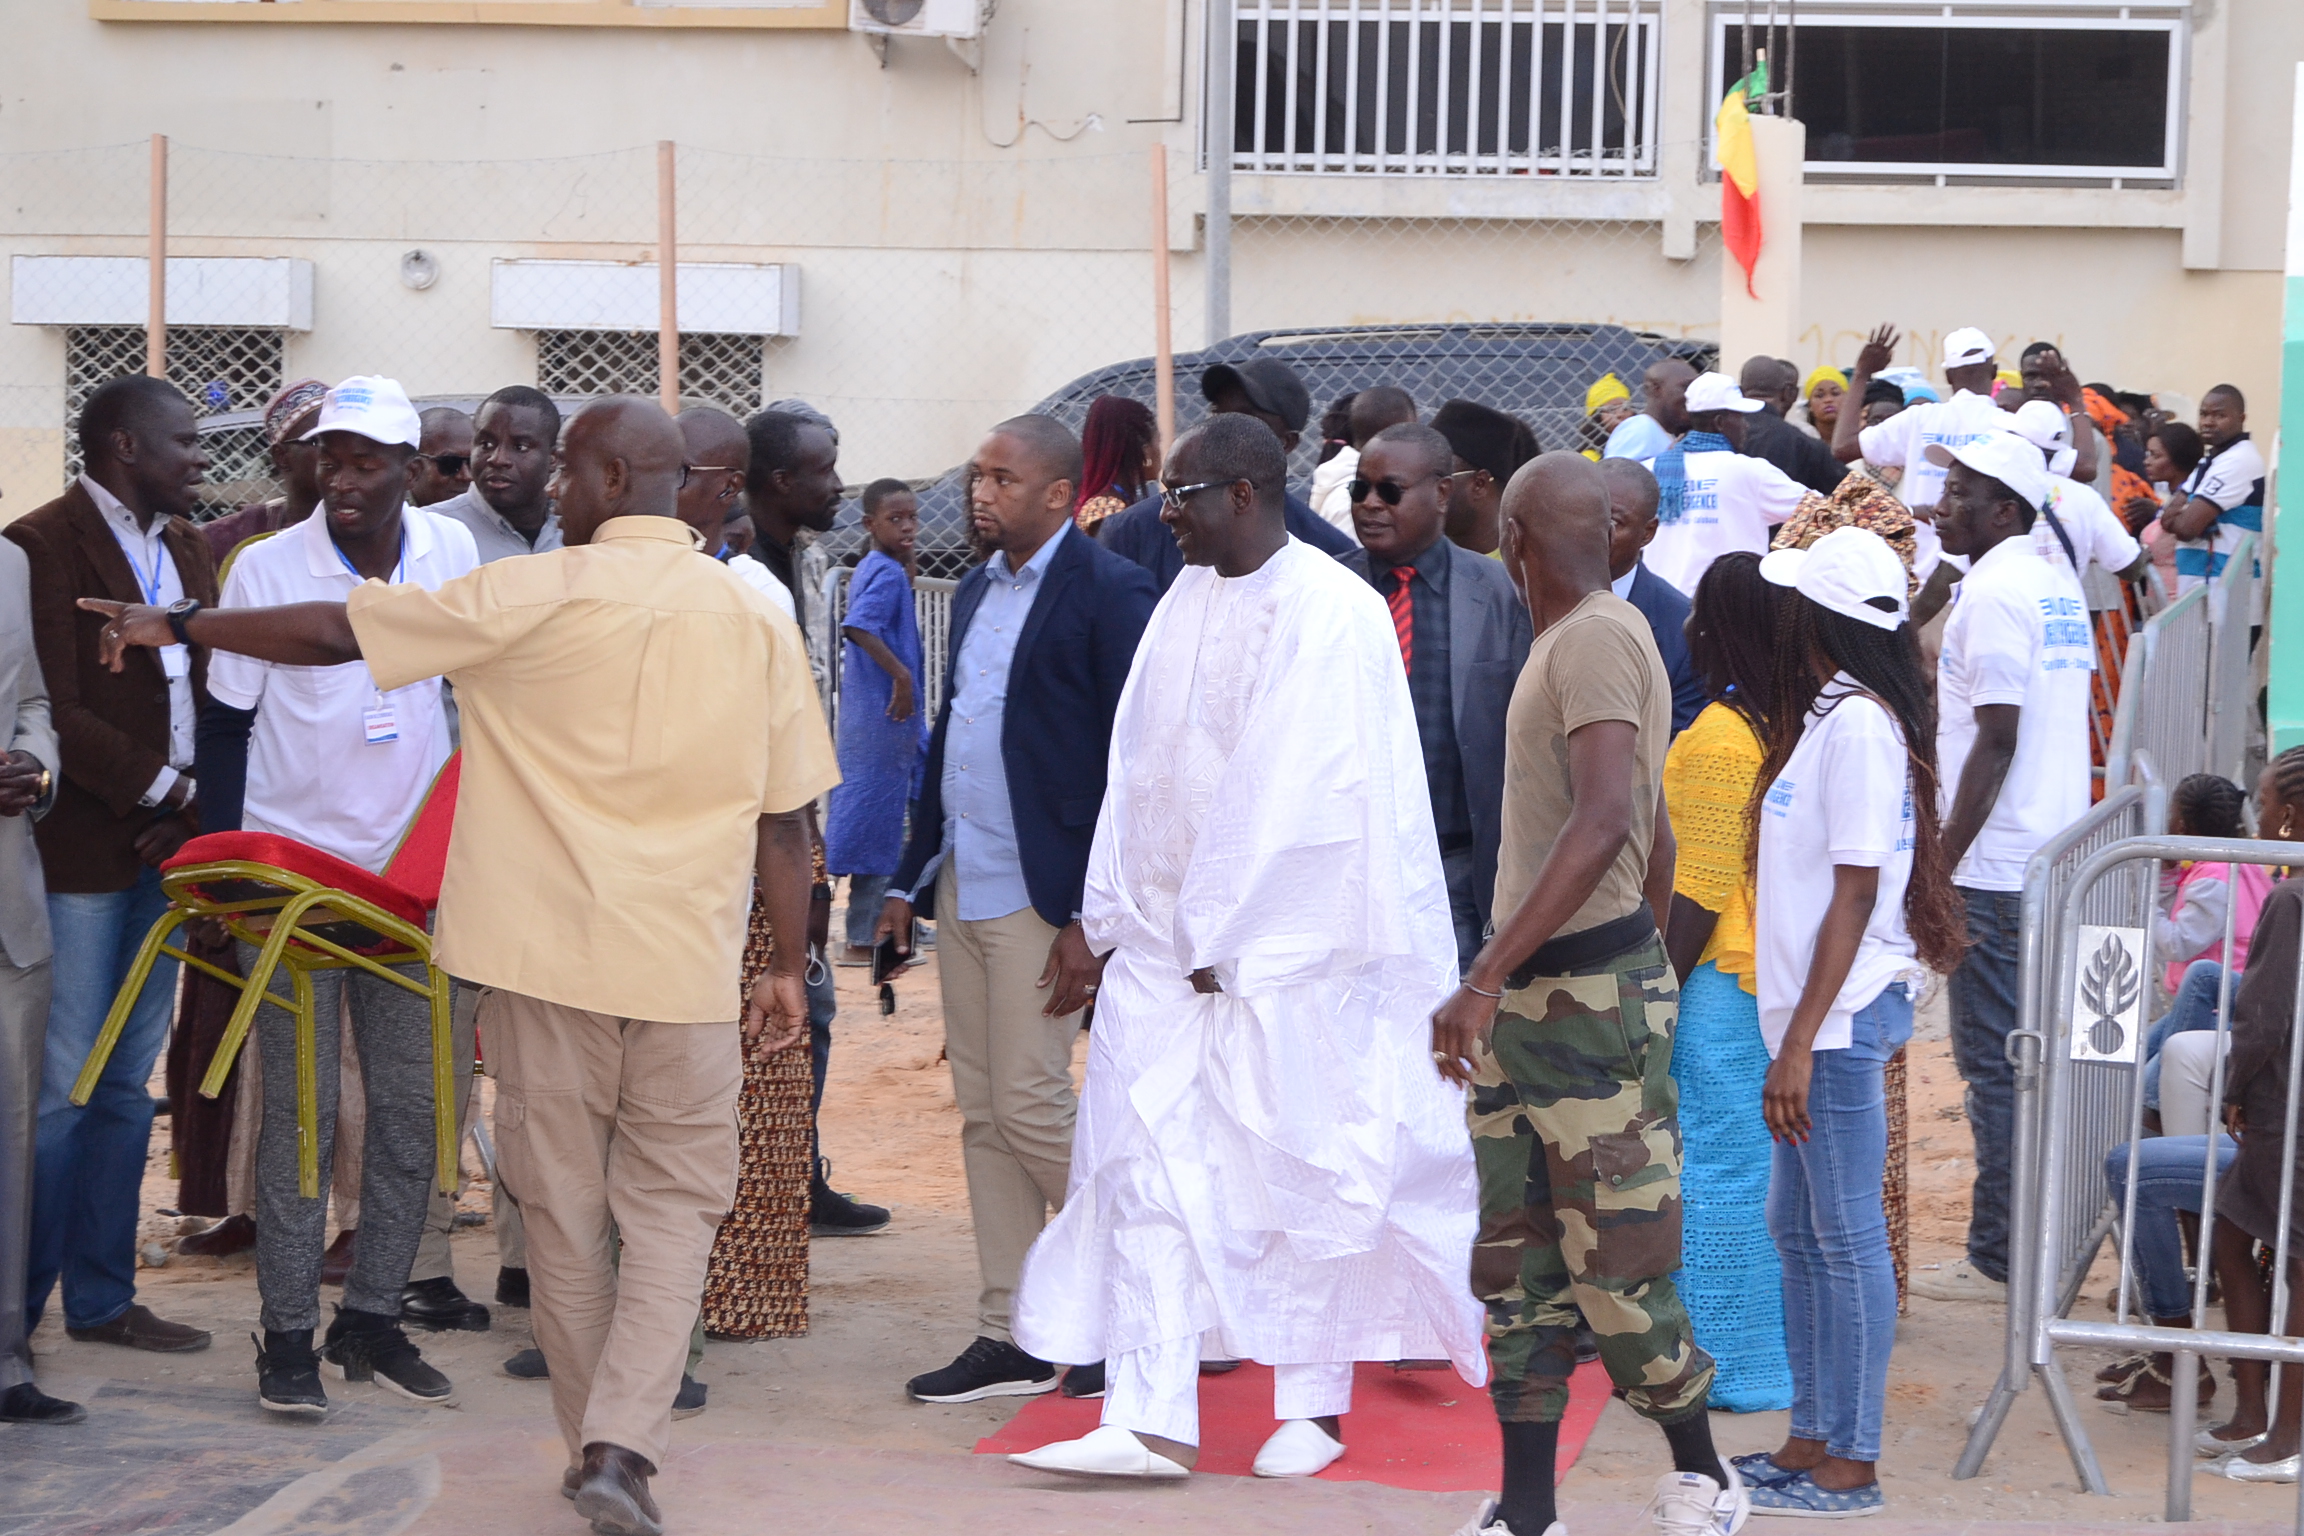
[676,406,751,545]
[1643,358,1699,434]
[1598,458,1662,582]
[551,396,686,546]
[1738,355,1798,412]
[1500,452,1615,624]
[1348,385,1418,447]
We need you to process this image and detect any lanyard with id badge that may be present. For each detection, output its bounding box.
[337,533,407,748]
[118,532,191,682]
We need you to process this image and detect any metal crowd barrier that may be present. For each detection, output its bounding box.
[2106,532,2258,792]
[1958,824,2304,1528]
[819,565,957,735]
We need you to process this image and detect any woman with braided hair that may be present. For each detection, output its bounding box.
[1733,528,1966,1517]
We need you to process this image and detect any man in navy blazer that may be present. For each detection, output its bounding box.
[1601,458,1708,736]
[1098,358,1354,592]
[883,415,1156,1407]
[1338,423,1533,973]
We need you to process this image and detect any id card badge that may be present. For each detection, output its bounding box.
[362,693,400,745]
[159,643,190,680]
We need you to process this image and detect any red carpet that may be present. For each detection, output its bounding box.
[977,1360,1614,1494]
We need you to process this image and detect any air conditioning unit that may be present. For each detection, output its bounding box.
[849,0,984,39]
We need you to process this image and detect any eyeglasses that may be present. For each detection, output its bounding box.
[424,453,468,476]
[1158,478,1237,513]
[679,464,744,499]
[1348,471,1455,507]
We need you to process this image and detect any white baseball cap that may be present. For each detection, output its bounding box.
[1683,372,1766,415]
[1924,430,2052,514]
[301,375,422,449]
[1942,327,1995,370]
[2007,398,2081,476]
[1759,526,1911,631]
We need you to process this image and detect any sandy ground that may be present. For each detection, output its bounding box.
[19,922,2304,1529]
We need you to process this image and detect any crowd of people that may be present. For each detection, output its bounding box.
[0,316,2290,1536]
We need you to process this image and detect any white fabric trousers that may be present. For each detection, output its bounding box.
[1102,1337,1354,1447]
[2159,1030,2231,1138]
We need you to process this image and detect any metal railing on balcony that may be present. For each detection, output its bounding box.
[1229,0,1664,178]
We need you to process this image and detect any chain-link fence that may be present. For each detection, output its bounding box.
[1,136,1718,562]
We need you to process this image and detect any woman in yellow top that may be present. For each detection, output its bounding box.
[1660,549,1792,1412]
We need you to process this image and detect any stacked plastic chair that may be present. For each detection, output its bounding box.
[70,755,463,1198]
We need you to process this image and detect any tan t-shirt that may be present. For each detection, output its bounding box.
[348,514,838,1024]
[1491,590,1670,942]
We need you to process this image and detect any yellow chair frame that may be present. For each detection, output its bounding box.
[69,859,456,1200]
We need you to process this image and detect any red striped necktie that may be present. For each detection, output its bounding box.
[1388,566,1415,674]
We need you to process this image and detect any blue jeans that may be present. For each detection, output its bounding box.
[845,875,893,950]
[28,867,181,1331]
[2143,960,2231,1112]
[2103,1134,2237,1319]
[1949,885,2022,1283]
[1768,984,1912,1464]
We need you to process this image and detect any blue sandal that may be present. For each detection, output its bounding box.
[1747,1471,1884,1519]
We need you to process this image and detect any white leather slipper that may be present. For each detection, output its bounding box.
[1252,1419,1345,1478]
[1009,1424,1191,1479]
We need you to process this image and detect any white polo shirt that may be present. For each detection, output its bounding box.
[1756,680,1920,1055]
[1856,389,2009,514]
[2175,434,2267,592]
[1936,536,2094,892]
[208,506,480,873]
[1639,448,1808,598]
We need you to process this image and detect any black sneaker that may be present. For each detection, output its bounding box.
[672,1375,707,1420]
[810,1159,891,1237]
[400,1276,492,1333]
[254,1330,327,1418]
[1060,1360,1106,1399]
[906,1337,1057,1404]
[321,1309,455,1406]
[0,1383,85,1424]
[504,1347,550,1380]
[495,1266,531,1308]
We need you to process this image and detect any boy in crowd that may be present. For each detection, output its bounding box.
[828,480,927,966]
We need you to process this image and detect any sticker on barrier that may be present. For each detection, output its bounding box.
[2066,925,2146,1064]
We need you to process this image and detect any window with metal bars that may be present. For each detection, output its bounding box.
[1229,0,1662,177]
[65,326,285,507]
[534,330,768,418]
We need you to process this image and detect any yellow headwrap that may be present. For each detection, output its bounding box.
[1585,373,1631,415]
[1802,366,1846,400]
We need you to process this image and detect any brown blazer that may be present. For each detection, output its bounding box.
[3,481,218,894]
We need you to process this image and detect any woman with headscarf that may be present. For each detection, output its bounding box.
[1788,368,1844,442]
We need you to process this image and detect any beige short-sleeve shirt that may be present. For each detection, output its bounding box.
[1492,590,1670,941]
[348,515,838,1023]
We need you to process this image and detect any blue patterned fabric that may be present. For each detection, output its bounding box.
[1653,428,1733,528]
[825,550,927,876]
[1669,960,1793,1411]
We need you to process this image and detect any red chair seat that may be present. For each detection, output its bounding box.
[164,832,430,955]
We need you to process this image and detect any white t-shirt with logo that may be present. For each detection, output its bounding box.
[1639,449,1808,598]
[208,507,480,873]
[1756,680,1920,1055]
[1936,537,2095,892]
[1856,389,2010,514]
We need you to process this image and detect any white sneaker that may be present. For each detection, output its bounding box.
[1452,1501,1566,1536]
[1008,1423,1191,1479]
[1908,1259,2007,1304]
[1648,1462,1750,1536]
[1253,1418,1345,1477]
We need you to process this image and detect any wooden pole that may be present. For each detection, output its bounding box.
[1151,145,1175,455]
[657,139,678,415]
[147,134,167,379]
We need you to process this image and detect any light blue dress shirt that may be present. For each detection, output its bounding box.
[1603,412,1675,463]
[935,522,1071,921]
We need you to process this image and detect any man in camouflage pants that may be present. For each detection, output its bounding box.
[1431,454,1741,1536]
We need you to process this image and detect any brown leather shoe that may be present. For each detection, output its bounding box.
[573,1442,661,1536]
[561,1466,582,1500]
[65,1303,212,1354]
[319,1229,357,1287]
[176,1214,256,1258]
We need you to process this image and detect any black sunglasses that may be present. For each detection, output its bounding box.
[425,453,468,476]
[1349,471,1454,507]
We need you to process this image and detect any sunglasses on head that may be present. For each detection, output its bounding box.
[1349,471,1453,507]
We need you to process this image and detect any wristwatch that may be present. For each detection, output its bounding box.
[165,597,203,647]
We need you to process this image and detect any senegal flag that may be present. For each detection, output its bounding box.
[1717,63,1766,298]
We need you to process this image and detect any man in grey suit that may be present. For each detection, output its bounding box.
[1339,422,1534,972]
[0,537,77,1424]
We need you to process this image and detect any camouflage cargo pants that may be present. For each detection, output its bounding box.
[1469,935,1715,1425]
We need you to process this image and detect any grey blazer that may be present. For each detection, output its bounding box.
[1339,539,1533,927]
[0,539,56,968]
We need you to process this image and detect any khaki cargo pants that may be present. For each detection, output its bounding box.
[1469,935,1715,1425]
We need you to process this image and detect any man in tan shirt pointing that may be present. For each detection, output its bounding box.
[84,395,837,1536]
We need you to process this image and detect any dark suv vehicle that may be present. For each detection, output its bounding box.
[828,321,1715,574]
